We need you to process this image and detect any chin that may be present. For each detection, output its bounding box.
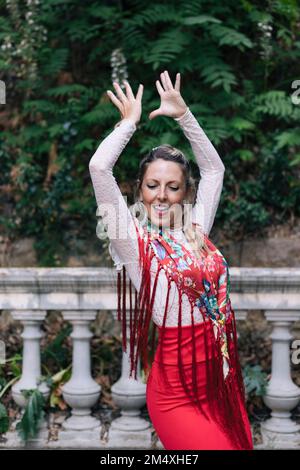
[149,215,173,228]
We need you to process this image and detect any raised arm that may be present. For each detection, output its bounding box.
[174,107,225,236]
[148,70,225,237]
[89,81,144,291]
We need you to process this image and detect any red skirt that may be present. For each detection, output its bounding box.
[146,321,253,450]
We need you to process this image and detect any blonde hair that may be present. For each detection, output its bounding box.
[135,144,214,259]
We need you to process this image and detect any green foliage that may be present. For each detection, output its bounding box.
[0,333,73,441]
[41,324,72,369]
[208,24,254,50]
[243,364,268,397]
[0,0,299,265]
[48,366,72,409]
[0,403,9,434]
[16,389,45,442]
[254,91,294,119]
[0,354,22,436]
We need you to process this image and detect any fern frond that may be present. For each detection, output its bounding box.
[275,129,300,149]
[126,4,180,27]
[208,24,253,50]
[122,23,146,50]
[40,48,69,77]
[46,84,88,98]
[19,125,46,143]
[200,62,237,93]
[143,30,190,68]
[230,117,255,131]
[81,104,116,126]
[183,15,222,26]
[23,100,57,115]
[254,91,293,118]
[87,5,118,20]
[198,116,230,145]
[65,19,100,42]
[74,139,96,152]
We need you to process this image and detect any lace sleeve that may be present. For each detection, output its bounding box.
[174,108,225,236]
[88,118,142,291]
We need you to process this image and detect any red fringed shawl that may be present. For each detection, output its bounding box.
[116,218,252,450]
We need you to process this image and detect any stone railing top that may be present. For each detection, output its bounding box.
[0,268,300,312]
[229,267,300,292]
[0,267,116,293]
[0,267,300,293]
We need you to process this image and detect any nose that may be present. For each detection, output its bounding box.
[157,186,167,201]
[157,187,167,201]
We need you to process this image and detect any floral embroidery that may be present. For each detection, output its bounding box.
[143,221,234,376]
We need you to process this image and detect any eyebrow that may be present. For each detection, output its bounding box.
[146,178,181,184]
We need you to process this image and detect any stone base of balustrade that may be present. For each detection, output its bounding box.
[0,430,50,449]
[0,432,296,450]
[260,428,300,449]
[0,427,158,450]
[1,423,299,450]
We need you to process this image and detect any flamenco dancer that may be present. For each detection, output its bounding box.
[89,70,253,450]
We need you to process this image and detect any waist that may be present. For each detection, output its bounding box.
[154,321,216,365]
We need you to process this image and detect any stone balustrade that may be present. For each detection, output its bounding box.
[0,267,299,449]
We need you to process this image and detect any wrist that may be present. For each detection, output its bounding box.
[122,117,139,127]
[174,107,189,120]
[115,117,138,129]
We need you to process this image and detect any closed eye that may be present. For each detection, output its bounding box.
[147,184,179,191]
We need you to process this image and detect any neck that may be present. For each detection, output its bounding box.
[147,218,183,233]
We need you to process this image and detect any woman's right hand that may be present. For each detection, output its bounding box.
[107,80,143,126]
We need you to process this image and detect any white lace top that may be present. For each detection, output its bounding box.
[89,107,225,326]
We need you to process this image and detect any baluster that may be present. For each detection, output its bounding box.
[60,310,101,432]
[10,310,50,443]
[109,310,151,448]
[261,310,300,448]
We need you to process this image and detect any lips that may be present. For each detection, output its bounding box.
[153,205,169,215]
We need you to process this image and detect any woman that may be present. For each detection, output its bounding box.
[89,70,253,450]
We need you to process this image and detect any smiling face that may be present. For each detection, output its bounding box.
[139,159,188,229]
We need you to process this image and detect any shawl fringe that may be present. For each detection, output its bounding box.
[116,221,252,450]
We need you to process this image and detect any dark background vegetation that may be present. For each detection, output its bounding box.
[0,0,299,266]
[0,0,300,444]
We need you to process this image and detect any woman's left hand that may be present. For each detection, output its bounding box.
[149,70,188,120]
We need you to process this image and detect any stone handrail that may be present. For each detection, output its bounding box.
[0,267,299,449]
